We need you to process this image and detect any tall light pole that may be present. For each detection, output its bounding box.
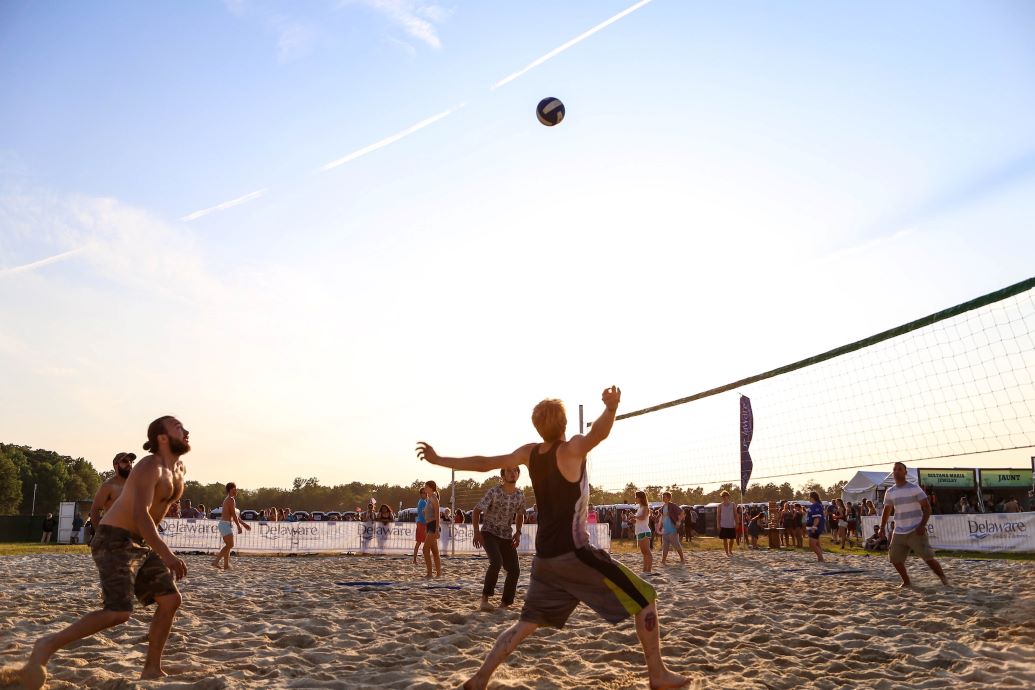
[31,483,37,515]
[450,469,456,557]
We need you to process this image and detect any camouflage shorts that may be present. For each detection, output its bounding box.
[91,525,178,611]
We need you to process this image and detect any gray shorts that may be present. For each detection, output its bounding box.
[520,547,657,629]
[662,532,681,549]
[889,530,935,564]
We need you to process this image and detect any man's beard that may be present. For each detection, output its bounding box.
[117,467,131,479]
[169,438,191,455]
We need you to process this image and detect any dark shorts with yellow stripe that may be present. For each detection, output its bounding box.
[520,547,656,628]
[91,525,178,612]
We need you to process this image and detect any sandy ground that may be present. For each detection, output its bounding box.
[1,547,1034,689]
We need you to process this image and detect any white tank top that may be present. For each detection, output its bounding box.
[634,506,650,533]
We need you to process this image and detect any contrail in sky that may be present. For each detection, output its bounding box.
[181,188,267,222]
[178,2,651,219]
[491,0,654,90]
[0,246,86,276]
[319,104,466,172]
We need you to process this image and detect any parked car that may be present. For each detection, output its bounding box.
[324,511,342,521]
[310,511,326,521]
[289,511,311,522]
[342,511,360,521]
[240,509,260,521]
[396,508,418,522]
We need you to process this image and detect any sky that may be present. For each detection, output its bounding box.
[1,0,1034,496]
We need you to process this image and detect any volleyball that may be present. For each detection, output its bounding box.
[536,97,565,126]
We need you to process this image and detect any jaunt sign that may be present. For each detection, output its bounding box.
[861,514,1035,553]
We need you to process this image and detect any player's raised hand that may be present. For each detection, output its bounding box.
[416,441,440,465]
[602,385,622,411]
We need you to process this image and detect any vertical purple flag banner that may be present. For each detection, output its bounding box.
[740,396,754,496]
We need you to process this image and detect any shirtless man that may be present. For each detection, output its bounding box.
[20,416,190,689]
[212,482,251,570]
[422,481,442,578]
[90,452,136,528]
[417,387,688,690]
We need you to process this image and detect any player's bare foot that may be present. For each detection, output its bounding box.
[462,674,488,690]
[141,666,169,680]
[899,581,912,588]
[19,636,56,690]
[478,599,495,612]
[649,669,690,689]
[18,662,46,690]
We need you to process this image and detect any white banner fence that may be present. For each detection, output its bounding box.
[860,513,1035,553]
[158,519,612,555]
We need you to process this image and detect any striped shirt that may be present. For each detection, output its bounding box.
[884,482,928,534]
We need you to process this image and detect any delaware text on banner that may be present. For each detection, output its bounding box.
[861,514,1035,553]
[158,519,612,555]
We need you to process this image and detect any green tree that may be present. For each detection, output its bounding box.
[826,480,848,499]
[0,449,22,514]
[65,457,102,503]
[796,479,824,500]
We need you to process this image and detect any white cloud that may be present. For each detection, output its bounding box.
[357,0,449,50]
[221,2,318,62]
[222,0,247,17]
[1,189,217,301]
[385,35,417,58]
[272,17,318,63]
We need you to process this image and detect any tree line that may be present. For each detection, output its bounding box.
[1,442,850,516]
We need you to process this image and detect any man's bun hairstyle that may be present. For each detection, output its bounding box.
[144,416,175,452]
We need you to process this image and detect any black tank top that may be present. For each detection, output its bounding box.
[528,441,590,558]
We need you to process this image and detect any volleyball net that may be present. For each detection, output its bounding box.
[585,276,1035,500]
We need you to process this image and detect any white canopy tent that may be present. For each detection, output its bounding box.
[841,468,919,506]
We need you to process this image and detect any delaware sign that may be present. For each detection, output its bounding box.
[861,514,1035,553]
[158,519,612,555]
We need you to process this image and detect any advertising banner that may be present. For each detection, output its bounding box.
[917,469,976,489]
[739,395,753,497]
[860,513,1035,553]
[158,519,612,555]
[979,469,1033,489]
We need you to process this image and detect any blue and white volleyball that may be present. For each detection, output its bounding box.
[536,97,565,126]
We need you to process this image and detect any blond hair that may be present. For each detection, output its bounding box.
[531,399,567,442]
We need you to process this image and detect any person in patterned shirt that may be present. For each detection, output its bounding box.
[473,466,526,612]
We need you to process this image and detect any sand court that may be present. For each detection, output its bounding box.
[1,549,1033,689]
